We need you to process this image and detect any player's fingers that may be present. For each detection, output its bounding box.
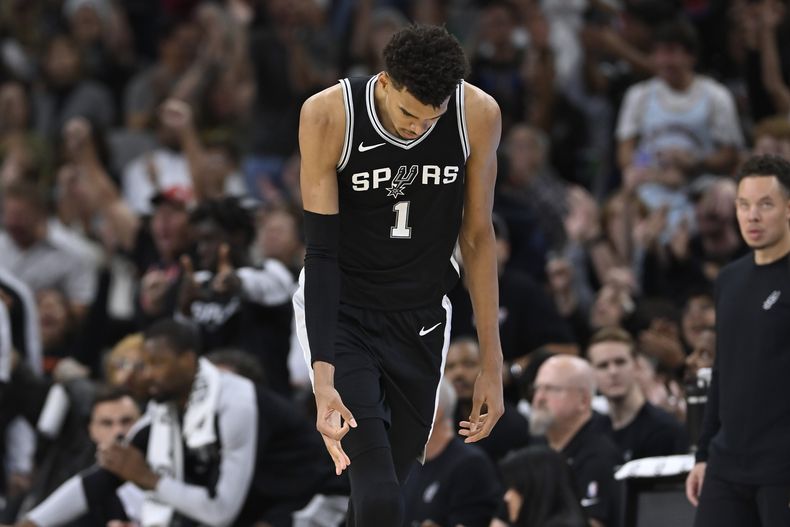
[323,437,351,475]
[464,412,499,443]
[334,399,357,429]
[685,474,699,507]
[467,400,483,434]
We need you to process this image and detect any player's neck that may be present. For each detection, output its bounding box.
[608,387,645,431]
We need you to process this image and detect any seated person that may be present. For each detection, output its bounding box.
[587,327,687,462]
[529,356,622,527]
[13,319,332,527]
[403,379,500,527]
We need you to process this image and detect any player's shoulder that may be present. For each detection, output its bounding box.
[299,82,346,131]
[461,81,501,143]
[462,81,500,120]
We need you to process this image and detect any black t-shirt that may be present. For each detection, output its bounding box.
[698,252,790,485]
[607,402,688,463]
[562,418,622,527]
[403,437,501,527]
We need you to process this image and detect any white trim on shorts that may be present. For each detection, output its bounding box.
[292,269,315,389]
[420,294,453,464]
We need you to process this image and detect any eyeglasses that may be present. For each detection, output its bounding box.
[531,383,580,397]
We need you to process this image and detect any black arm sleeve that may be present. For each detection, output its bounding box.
[303,210,340,365]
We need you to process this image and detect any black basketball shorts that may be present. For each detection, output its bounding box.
[294,280,452,462]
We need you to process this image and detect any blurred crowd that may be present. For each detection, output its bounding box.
[0,0,788,525]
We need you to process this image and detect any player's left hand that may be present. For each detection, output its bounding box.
[458,368,504,443]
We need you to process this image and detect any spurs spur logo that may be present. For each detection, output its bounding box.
[763,290,781,311]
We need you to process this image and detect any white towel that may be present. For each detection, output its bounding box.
[141,358,221,526]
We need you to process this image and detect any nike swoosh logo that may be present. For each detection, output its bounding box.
[419,322,442,336]
[358,141,386,152]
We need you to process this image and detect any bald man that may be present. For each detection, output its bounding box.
[531,355,622,527]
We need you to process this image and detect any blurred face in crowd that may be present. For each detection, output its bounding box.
[588,341,636,402]
[69,4,103,45]
[38,289,71,349]
[444,340,480,402]
[194,219,226,271]
[2,196,44,249]
[505,124,546,186]
[259,209,300,264]
[151,202,191,262]
[479,4,516,52]
[143,337,196,404]
[735,175,790,255]
[89,396,140,447]
[753,135,790,161]
[160,22,199,73]
[652,42,694,89]
[0,81,29,131]
[106,337,148,402]
[530,359,588,436]
[45,36,81,87]
[681,294,715,350]
[590,285,630,330]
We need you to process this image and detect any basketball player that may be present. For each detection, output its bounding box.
[293,25,504,527]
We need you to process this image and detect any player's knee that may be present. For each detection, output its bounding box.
[356,481,402,526]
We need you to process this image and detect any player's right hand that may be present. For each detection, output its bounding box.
[685,462,706,507]
[314,383,357,475]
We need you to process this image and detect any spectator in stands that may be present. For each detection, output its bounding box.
[403,379,501,527]
[13,319,332,527]
[256,205,304,276]
[32,33,115,140]
[0,80,52,192]
[529,355,621,527]
[616,19,743,247]
[20,386,141,525]
[180,197,295,394]
[450,214,577,399]
[0,182,97,319]
[103,334,148,404]
[122,98,246,215]
[587,327,687,462]
[497,445,587,527]
[752,116,790,160]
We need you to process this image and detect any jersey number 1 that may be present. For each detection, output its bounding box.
[390,201,411,239]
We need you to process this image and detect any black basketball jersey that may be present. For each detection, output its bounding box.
[336,75,470,310]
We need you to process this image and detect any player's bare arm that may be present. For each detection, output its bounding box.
[298,85,357,474]
[457,83,505,443]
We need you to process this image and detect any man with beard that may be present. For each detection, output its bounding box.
[11,319,331,527]
[530,355,621,527]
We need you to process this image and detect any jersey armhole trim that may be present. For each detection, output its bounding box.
[337,79,354,171]
[456,81,470,160]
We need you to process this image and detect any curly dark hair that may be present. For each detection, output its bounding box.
[737,154,790,197]
[190,197,257,247]
[383,24,468,108]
